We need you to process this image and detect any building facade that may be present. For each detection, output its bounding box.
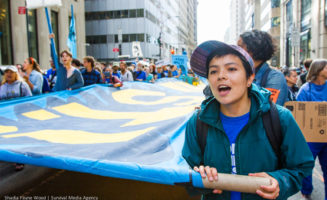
[280,0,327,68]
[85,0,197,62]
[0,0,86,69]
[228,0,281,66]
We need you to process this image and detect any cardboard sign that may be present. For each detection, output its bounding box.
[266,88,280,103]
[284,101,327,142]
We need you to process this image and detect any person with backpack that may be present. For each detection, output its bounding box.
[182,40,314,200]
[237,30,288,106]
[296,59,327,200]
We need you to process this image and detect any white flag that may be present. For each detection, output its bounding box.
[26,0,62,9]
[132,41,143,58]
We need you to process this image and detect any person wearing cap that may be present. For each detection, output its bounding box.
[0,66,32,100]
[112,62,121,80]
[82,56,102,86]
[182,40,314,200]
[237,30,288,106]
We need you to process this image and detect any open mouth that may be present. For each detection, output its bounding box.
[218,85,231,96]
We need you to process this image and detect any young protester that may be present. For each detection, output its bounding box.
[133,62,147,81]
[156,66,165,79]
[22,57,43,95]
[297,59,327,200]
[82,56,102,86]
[49,34,84,91]
[238,30,288,106]
[297,59,313,87]
[112,63,121,80]
[102,67,123,88]
[0,66,32,100]
[120,61,133,82]
[182,40,314,200]
[46,59,57,91]
[283,67,299,101]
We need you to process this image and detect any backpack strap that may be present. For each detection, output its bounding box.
[196,111,208,165]
[260,67,272,87]
[262,101,283,168]
[19,82,23,97]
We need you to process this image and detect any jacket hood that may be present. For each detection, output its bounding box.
[199,83,271,128]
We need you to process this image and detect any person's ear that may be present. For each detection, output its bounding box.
[247,74,255,87]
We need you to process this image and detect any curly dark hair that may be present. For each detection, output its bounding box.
[239,30,276,62]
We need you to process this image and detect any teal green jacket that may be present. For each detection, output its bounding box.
[182,84,314,200]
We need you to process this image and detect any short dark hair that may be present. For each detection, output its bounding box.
[206,48,253,79]
[240,30,276,62]
[72,59,82,67]
[303,58,313,69]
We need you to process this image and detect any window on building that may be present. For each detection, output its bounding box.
[325,0,327,26]
[251,13,255,29]
[27,10,39,61]
[129,9,137,18]
[106,11,113,19]
[114,35,118,43]
[51,11,59,54]
[123,34,129,42]
[0,0,12,65]
[137,34,145,42]
[121,10,128,18]
[137,9,144,17]
[286,0,293,33]
[271,0,280,8]
[300,30,311,61]
[113,10,121,18]
[130,34,137,42]
[301,0,311,31]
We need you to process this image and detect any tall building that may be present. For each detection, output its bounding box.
[228,0,281,66]
[0,0,86,69]
[280,0,327,67]
[85,0,197,62]
[228,0,246,44]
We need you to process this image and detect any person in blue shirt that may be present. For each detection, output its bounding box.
[46,59,57,91]
[297,59,327,200]
[237,30,288,106]
[134,62,147,81]
[183,40,314,200]
[82,56,102,86]
[22,57,43,95]
[170,65,179,78]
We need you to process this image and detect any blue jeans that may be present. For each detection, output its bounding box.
[301,143,327,199]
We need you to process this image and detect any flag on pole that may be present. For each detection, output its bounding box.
[67,5,77,58]
[26,0,62,9]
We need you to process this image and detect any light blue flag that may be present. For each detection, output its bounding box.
[67,5,77,58]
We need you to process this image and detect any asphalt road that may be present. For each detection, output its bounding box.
[0,160,324,200]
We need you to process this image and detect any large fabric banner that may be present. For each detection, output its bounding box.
[0,79,205,186]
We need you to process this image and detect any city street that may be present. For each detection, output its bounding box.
[0,160,324,200]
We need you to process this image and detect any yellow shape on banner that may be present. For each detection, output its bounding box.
[2,127,156,144]
[0,125,18,134]
[52,102,196,127]
[112,89,202,106]
[159,81,204,92]
[22,109,60,121]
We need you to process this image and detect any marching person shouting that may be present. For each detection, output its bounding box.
[49,34,84,91]
[182,40,314,200]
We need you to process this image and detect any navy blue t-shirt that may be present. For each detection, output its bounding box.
[220,112,250,200]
